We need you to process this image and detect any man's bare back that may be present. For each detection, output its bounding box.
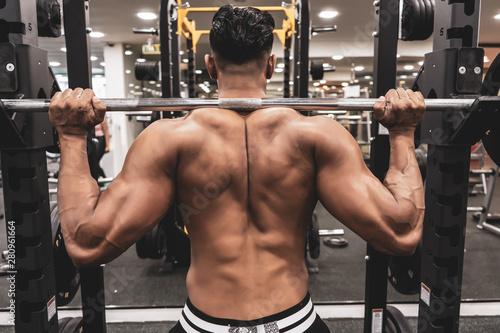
[175,107,315,318]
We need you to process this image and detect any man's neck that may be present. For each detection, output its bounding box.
[216,73,268,99]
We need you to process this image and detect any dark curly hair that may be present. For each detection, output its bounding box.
[209,5,275,64]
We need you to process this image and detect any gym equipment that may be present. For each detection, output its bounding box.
[36,0,62,38]
[50,202,81,307]
[387,241,422,295]
[400,0,435,41]
[310,60,336,81]
[0,96,486,113]
[135,60,160,81]
[58,317,84,333]
[323,237,348,248]
[415,145,427,181]
[384,305,412,333]
[135,221,167,260]
[307,212,320,259]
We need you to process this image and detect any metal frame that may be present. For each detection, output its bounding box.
[417,0,483,332]
[62,1,106,332]
[364,0,400,331]
[0,1,58,332]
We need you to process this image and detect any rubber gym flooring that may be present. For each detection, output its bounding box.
[0,172,499,332]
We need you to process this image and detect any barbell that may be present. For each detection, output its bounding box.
[0,96,487,112]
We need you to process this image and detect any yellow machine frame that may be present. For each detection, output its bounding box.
[176,0,296,52]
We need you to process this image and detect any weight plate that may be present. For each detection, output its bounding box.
[135,234,149,259]
[388,240,421,295]
[308,212,320,259]
[58,316,84,333]
[51,203,81,306]
[385,305,412,333]
[483,129,500,167]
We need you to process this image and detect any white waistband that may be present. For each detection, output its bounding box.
[180,299,316,333]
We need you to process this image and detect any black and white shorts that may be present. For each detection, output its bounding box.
[169,293,330,333]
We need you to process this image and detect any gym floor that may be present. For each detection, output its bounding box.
[0,171,499,332]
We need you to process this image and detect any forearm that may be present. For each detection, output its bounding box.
[57,134,106,261]
[384,131,425,229]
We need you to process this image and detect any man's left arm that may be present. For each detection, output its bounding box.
[50,88,176,267]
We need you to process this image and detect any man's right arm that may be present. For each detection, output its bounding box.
[313,88,425,256]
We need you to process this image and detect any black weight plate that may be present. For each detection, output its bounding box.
[51,203,81,306]
[135,234,149,259]
[402,0,421,41]
[483,128,500,167]
[310,60,324,81]
[308,212,320,259]
[415,145,427,181]
[422,0,434,40]
[388,240,421,295]
[59,317,84,333]
[385,305,412,333]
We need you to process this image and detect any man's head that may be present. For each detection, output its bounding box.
[205,5,277,91]
[209,5,275,65]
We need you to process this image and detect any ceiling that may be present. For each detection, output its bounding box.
[39,0,500,96]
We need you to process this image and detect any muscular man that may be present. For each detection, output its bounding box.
[49,5,425,333]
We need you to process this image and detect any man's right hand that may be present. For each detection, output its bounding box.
[49,88,107,137]
[373,88,425,134]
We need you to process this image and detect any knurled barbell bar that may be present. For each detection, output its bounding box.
[1,97,492,113]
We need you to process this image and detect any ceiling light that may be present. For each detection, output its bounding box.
[182,59,189,63]
[277,63,285,68]
[401,75,408,79]
[396,54,401,58]
[137,12,158,20]
[354,66,365,71]
[319,10,339,19]
[125,70,131,74]
[313,82,320,86]
[495,14,500,20]
[136,58,146,63]
[89,31,104,38]
[322,63,331,68]
[289,81,294,85]
[404,65,414,70]
[413,72,419,76]
[49,61,61,67]
[125,50,133,56]
[341,82,349,87]
[418,61,424,66]
[90,56,98,61]
[100,62,106,67]
[354,79,359,83]
[275,68,284,73]
[195,70,202,74]
[369,81,373,85]
[129,83,134,87]
[332,55,344,60]
[364,75,371,79]
[320,80,327,84]
[277,88,283,92]
[149,81,156,85]
[179,51,185,55]
[157,84,161,87]
[61,47,67,52]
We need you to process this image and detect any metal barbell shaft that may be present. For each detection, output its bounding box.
[1,97,478,113]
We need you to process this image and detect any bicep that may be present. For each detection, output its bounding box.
[314,121,401,243]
